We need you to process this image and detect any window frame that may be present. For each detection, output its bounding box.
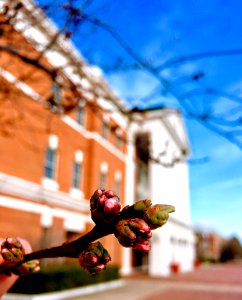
[44,146,57,180]
[76,105,85,126]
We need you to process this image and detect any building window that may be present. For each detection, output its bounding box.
[42,135,59,190]
[52,82,61,103]
[101,121,109,139]
[72,161,82,189]
[46,82,62,113]
[72,150,83,190]
[115,129,122,149]
[99,162,108,189]
[44,147,57,179]
[135,133,150,199]
[114,170,122,196]
[76,106,85,126]
[101,116,109,139]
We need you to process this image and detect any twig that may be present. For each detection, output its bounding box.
[0,224,114,274]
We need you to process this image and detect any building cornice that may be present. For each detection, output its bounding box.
[130,108,190,157]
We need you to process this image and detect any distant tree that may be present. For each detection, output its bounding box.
[219,237,242,262]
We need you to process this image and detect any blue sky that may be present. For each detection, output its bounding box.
[39,0,242,240]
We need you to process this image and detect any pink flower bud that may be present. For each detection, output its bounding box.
[79,241,111,274]
[98,194,105,206]
[115,218,151,250]
[105,190,115,198]
[85,253,98,266]
[134,240,151,252]
[90,189,121,224]
[97,189,103,197]
[104,198,121,214]
[129,218,150,233]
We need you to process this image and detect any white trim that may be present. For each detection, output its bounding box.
[74,150,83,163]
[41,212,53,228]
[0,172,89,212]
[100,162,108,173]
[0,195,91,230]
[41,177,59,191]
[0,67,43,103]
[49,135,58,150]
[69,188,84,200]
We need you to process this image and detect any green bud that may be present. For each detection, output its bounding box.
[14,260,40,276]
[144,204,175,229]
[134,199,152,211]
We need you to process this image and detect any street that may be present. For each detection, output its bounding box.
[74,262,242,300]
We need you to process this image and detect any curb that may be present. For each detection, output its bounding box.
[3,279,125,300]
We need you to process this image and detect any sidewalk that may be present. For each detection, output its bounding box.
[73,262,242,300]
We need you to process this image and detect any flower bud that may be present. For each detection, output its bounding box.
[90,189,121,224]
[134,199,152,211]
[134,239,151,252]
[115,218,152,251]
[115,219,136,247]
[79,241,111,274]
[14,260,40,276]
[104,198,121,214]
[1,237,24,263]
[105,190,115,198]
[144,204,175,229]
[129,218,150,233]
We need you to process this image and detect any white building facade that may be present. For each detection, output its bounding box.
[123,108,195,276]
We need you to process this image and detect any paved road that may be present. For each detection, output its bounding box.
[73,262,242,300]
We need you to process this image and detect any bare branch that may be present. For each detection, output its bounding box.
[156,48,242,71]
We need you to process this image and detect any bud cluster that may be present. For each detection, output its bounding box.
[1,237,25,263]
[0,192,175,277]
[1,238,40,276]
[79,241,111,274]
[115,218,152,252]
[114,200,175,253]
[90,189,121,224]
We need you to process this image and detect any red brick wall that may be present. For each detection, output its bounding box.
[0,207,42,251]
[0,19,127,269]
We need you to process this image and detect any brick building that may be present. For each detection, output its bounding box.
[195,231,226,262]
[0,0,195,276]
